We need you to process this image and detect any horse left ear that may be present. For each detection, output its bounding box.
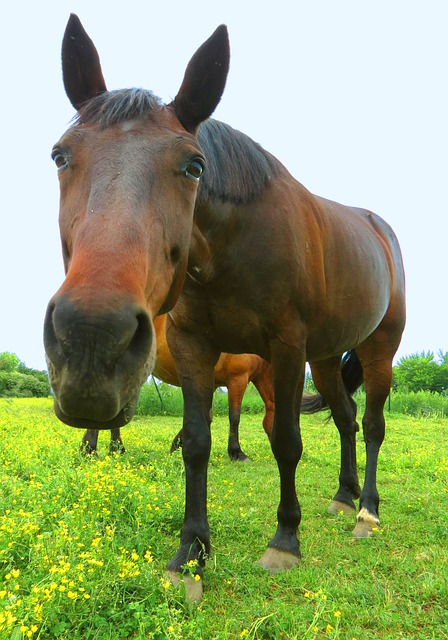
[173,25,230,133]
[62,14,107,111]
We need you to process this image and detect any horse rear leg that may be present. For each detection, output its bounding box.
[310,357,361,515]
[354,333,396,537]
[251,363,275,441]
[227,376,250,462]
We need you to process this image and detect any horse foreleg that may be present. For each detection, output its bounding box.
[166,374,215,603]
[109,428,125,454]
[258,340,305,572]
[165,319,219,602]
[80,429,100,455]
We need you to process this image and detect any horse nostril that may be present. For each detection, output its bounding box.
[43,301,66,369]
[170,245,181,264]
[128,311,152,357]
[119,310,153,375]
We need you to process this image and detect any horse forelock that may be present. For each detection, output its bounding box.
[75,88,164,128]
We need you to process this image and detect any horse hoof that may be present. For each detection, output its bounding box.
[352,508,380,538]
[328,500,356,516]
[233,454,250,463]
[228,449,250,462]
[257,547,300,573]
[165,571,203,604]
[80,446,98,458]
[109,444,125,455]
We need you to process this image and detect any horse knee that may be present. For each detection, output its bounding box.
[362,413,385,445]
[271,428,303,465]
[182,430,211,467]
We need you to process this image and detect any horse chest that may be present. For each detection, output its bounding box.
[208,303,268,357]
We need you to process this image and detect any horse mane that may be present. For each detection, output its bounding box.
[75,88,280,205]
[198,119,281,205]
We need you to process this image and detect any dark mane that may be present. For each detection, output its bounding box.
[75,88,280,204]
[75,88,164,127]
[198,119,281,205]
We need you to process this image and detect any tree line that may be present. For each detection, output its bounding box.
[0,352,50,398]
[1,350,448,399]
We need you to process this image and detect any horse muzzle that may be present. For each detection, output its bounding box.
[43,294,155,429]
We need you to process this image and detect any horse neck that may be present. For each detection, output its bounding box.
[187,197,235,282]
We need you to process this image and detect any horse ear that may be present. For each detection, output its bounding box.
[62,14,107,111]
[173,25,230,133]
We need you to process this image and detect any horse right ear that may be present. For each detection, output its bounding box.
[173,25,230,133]
[62,14,107,111]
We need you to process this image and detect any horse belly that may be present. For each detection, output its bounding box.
[305,282,391,361]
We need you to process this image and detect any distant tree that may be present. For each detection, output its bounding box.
[393,352,448,393]
[0,352,20,372]
[433,351,448,393]
[304,370,316,392]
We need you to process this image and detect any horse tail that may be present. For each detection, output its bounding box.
[300,350,364,414]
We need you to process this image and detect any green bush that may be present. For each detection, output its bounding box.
[353,390,447,418]
[388,390,448,417]
[136,382,447,419]
[136,380,267,418]
[0,352,51,398]
[0,371,50,398]
[136,381,183,416]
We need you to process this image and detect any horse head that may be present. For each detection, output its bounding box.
[44,15,229,428]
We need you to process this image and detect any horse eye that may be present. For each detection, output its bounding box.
[51,149,68,170]
[185,158,205,182]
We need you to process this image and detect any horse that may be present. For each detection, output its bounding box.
[81,315,274,461]
[44,15,406,602]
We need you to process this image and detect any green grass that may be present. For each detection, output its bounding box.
[0,399,447,639]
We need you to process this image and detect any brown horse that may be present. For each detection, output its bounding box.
[81,315,274,461]
[44,15,405,601]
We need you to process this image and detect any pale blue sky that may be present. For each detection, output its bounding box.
[1,1,447,370]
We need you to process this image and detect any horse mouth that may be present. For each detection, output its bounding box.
[44,297,157,430]
[52,392,140,430]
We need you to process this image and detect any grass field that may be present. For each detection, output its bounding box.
[0,398,446,639]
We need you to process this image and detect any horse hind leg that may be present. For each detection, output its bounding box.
[353,330,398,538]
[251,363,275,442]
[310,357,361,516]
[226,377,250,462]
[169,429,183,454]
